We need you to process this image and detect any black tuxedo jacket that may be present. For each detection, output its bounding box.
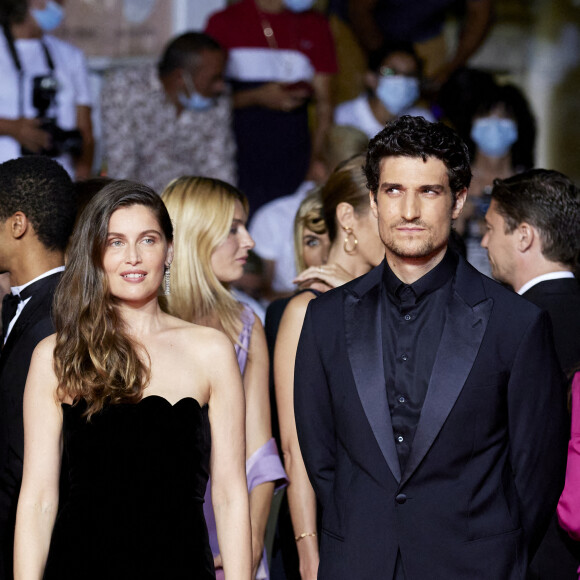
[522,277,580,374]
[294,257,568,580]
[523,277,580,579]
[0,272,61,579]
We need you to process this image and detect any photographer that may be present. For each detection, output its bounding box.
[0,0,94,179]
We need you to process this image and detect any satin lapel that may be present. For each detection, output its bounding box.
[400,292,493,487]
[345,286,401,483]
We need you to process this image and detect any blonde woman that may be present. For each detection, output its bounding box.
[161,177,286,580]
[293,189,331,275]
[274,156,384,580]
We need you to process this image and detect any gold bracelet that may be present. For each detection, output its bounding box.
[295,532,317,542]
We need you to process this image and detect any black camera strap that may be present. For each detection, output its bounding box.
[2,24,55,118]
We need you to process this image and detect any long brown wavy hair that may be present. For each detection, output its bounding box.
[53,180,173,417]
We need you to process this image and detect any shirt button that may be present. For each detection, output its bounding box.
[396,435,404,443]
[401,354,408,361]
[398,395,406,404]
[404,314,411,321]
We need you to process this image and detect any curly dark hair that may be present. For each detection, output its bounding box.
[491,169,580,268]
[0,156,76,252]
[364,116,472,201]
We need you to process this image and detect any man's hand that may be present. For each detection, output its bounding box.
[234,82,311,111]
[13,118,51,152]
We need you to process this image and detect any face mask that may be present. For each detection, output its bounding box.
[376,76,420,116]
[31,0,65,32]
[470,117,518,157]
[284,0,315,12]
[178,72,215,112]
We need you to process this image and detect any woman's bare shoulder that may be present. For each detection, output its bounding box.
[161,314,233,357]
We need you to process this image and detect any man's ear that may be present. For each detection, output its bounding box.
[451,188,467,219]
[369,191,378,218]
[9,212,29,240]
[516,222,534,253]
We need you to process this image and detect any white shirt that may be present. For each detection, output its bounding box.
[517,271,575,295]
[334,94,435,139]
[249,181,316,293]
[4,266,65,344]
[0,33,92,177]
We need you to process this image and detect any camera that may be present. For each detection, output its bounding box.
[21,74,83,158]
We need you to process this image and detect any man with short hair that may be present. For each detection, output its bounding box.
[0,155,76,579]
[482,169,580,579]
[102,32,235,194]
[294,116,568,579]
[482,169,580,374]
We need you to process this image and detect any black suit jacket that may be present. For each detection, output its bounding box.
[0,272,61,580]
[523,278,580,375]
[294,257,568,580]
[523,277,580,579]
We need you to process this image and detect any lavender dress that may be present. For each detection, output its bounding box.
[203,304,287,579]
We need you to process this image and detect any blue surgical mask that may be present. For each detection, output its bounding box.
[178,72,215,112]
[470,117,518,157]
[31,0,65,32]
[284,0,315,12]
[376,76,420,116]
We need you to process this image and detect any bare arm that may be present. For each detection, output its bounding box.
[208,333,252,580]
[274,293,319,580]
[233,82,310,112]
[74,105,94,180]
[243,316,276,576]
[431,0,494,86]
[0,118,51,153]
[14,337,62,580]
[307,74,334,182]
[347,0,382,54]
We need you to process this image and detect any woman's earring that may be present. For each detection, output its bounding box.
[164,264,171,296]
[343,227,358,254]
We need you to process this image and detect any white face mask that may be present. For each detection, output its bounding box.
[470,117,518,157]
[31,0,65,31]
[283,0,315,12]
[376,76,420,115]
[178,72,215,112]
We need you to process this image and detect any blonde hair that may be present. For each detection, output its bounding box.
[161,176,248,345]
[294,189,327,272]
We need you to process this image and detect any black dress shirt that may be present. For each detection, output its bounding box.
[381,249,458,471]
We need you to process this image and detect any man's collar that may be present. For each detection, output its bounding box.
[383,248,458,303]
[11,266,65,296]
[517,271,575,295]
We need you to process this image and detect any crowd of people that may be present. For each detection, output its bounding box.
[1,1,580,580]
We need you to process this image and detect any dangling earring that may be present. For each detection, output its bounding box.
[342,227,358,254]
[163,264,171,296]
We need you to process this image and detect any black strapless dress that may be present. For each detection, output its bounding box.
[43,396,215,580]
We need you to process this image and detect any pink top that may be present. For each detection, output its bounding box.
[557,372,580,575]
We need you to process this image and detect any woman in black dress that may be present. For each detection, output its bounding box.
[14,181,251,579]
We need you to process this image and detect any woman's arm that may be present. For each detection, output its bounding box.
[14,337,62,580]
[274,293,319,580]
[243,315,277,576]
[207,332,252,580]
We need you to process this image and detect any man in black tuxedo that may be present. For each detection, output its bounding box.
[0,156,76,579]
[482,169,580,579]
[294,116,568,579]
